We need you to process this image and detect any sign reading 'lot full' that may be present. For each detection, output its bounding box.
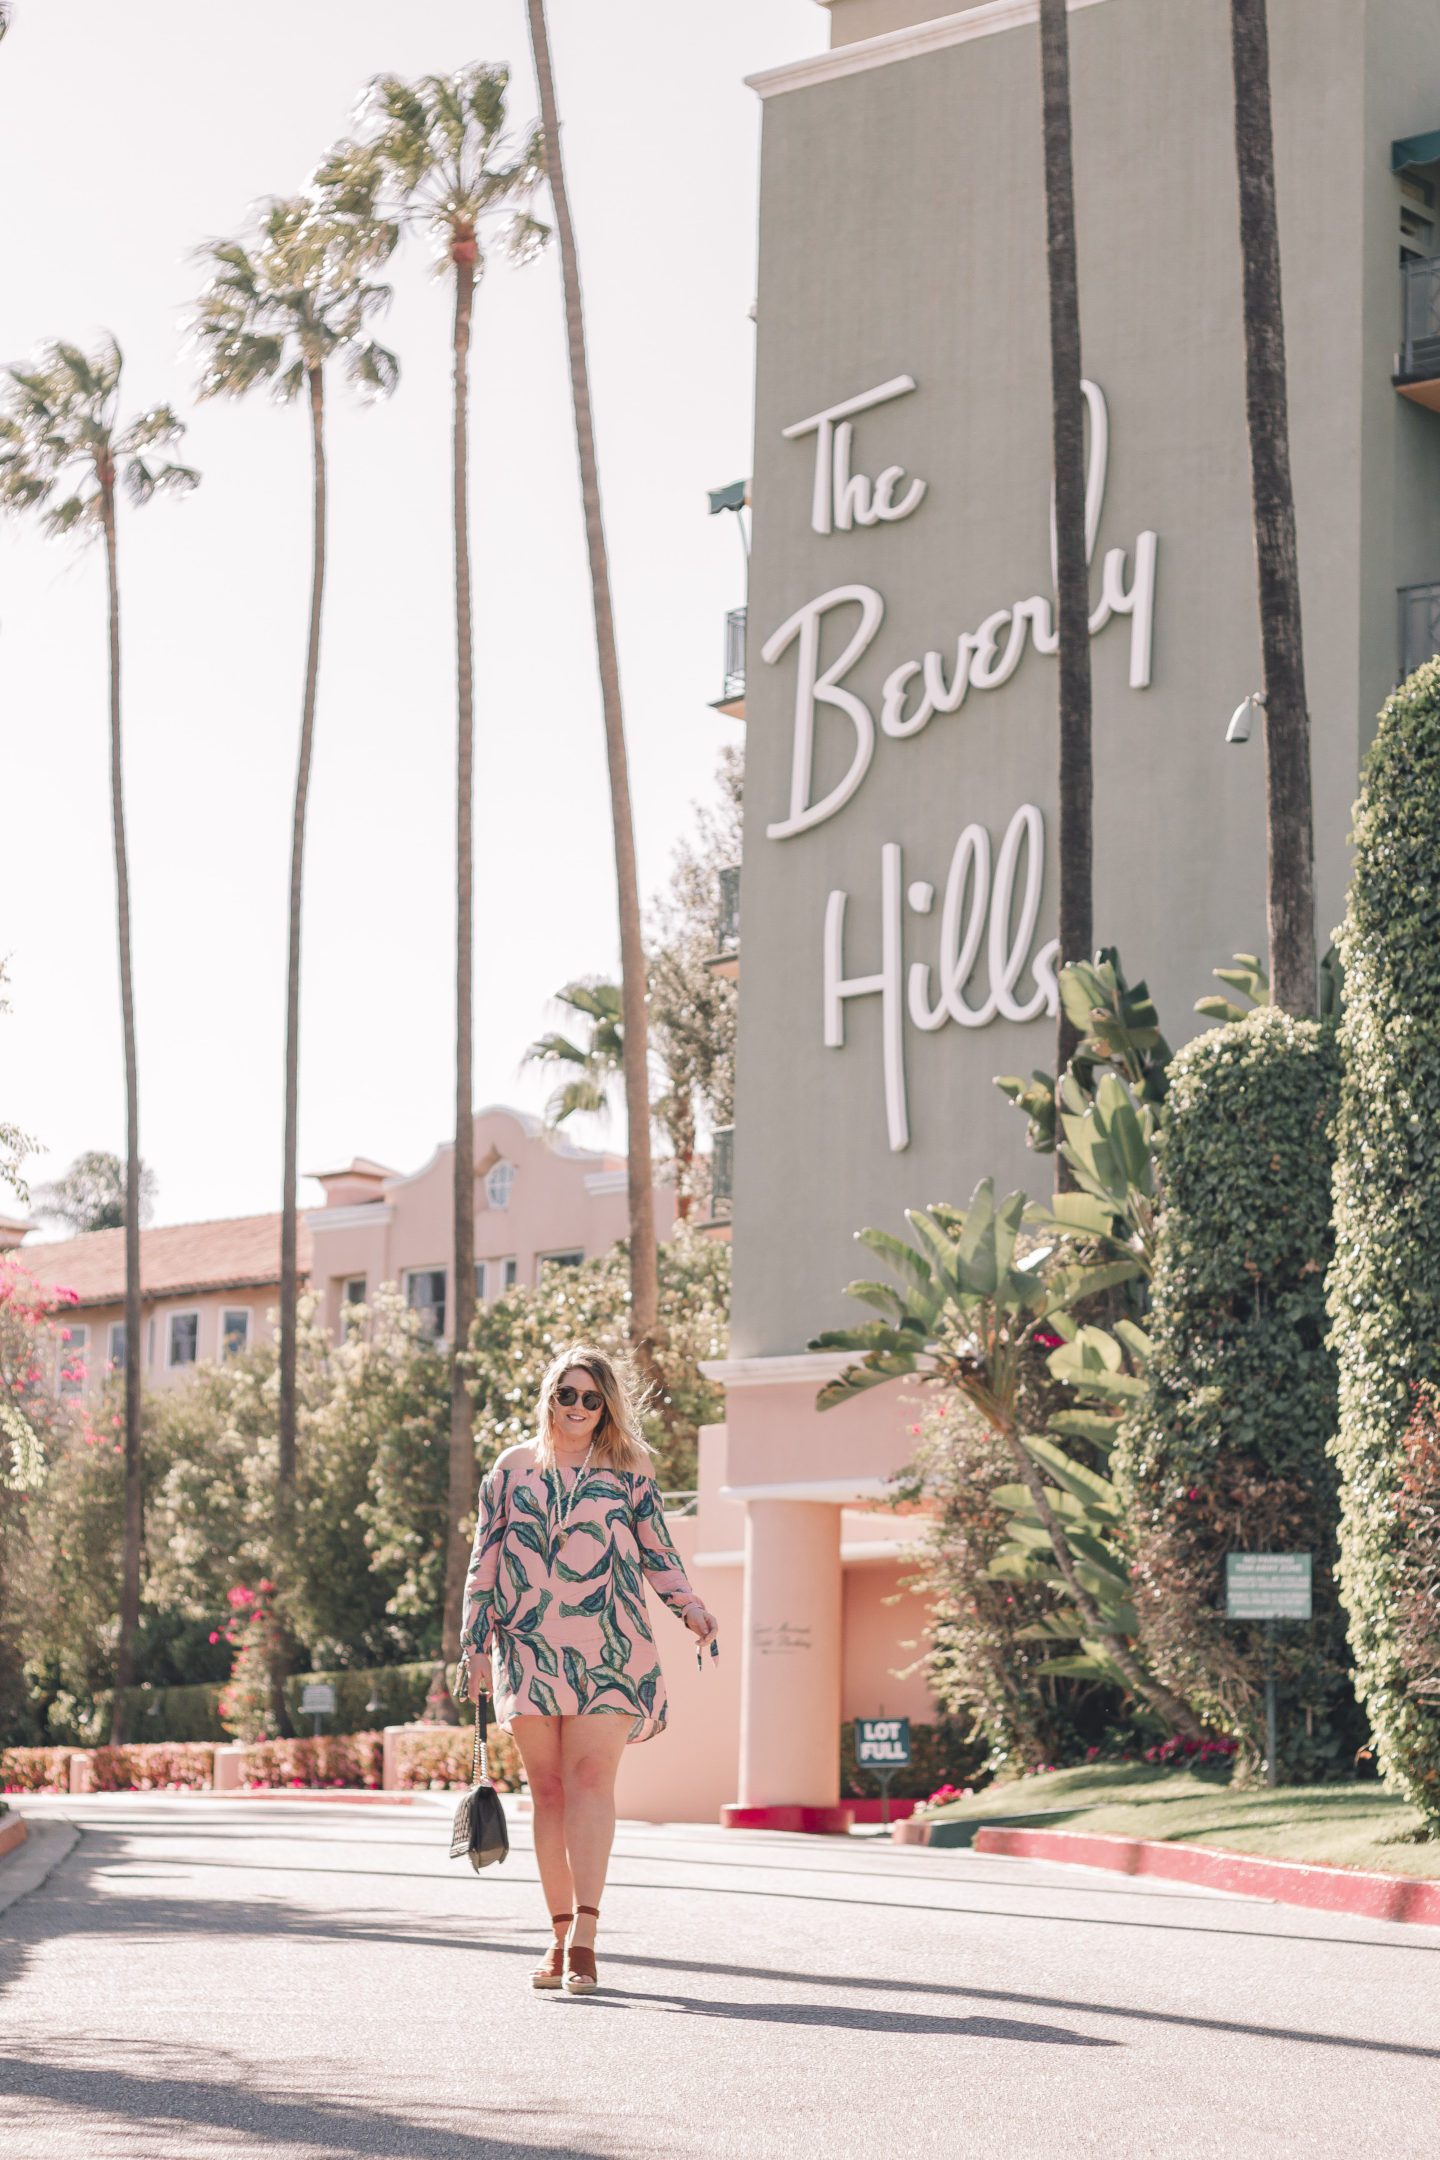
[855,1718,911,1768]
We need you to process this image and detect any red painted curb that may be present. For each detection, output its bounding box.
[0,1813,27,1859]
[721,1803,856,1835]
[974,1824,1440,1927]
[847,1797,919,1825]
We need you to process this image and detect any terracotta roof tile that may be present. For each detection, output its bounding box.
[14,1213,311,1308]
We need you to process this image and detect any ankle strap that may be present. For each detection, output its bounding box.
[550,1911,573,1927]
[575,1904,601,1918]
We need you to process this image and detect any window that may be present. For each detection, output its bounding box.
[504,1257,517,1290]
[108,1322,126,1373]
[478,1258,518,1304]
[406,1268,447,1340]
[538,1250,584,1277]
[220,1308,251,1358]
[58,1323,88,1399]
[484,1161,515,1211]
[147,1318,156,1369]
[168,1312,199,1368]
[1400,582,1440,680]
[341,1276,367,1338]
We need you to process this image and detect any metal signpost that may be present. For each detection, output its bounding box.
[1225,1555,1312,1787]
[855,1717,911,1827]
[300,1681,336,1738]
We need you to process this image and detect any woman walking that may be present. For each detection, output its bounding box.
[460,1343,718,1994]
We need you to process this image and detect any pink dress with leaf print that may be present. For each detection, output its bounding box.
[461,1452,706,1742]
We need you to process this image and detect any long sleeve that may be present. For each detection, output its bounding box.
[461,1466,507,1655]
[630,1475,705,1623]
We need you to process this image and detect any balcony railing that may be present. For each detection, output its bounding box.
[722,607,746,703]
[1397,255,1440,387]
[1400,581,1440,680]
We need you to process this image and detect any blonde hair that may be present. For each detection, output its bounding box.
[533,1343,653,1474]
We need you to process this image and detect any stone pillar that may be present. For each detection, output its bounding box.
[212,1745,247,1792]
[722,1500,851,1833]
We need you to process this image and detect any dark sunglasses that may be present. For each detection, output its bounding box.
[556,1385,603,1412]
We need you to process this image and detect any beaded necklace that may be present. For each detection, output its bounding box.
[552,1441,596,1550]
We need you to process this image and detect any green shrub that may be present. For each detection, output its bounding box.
[239,1732,385,1789]
[281,1660,436,1735]
[1117,1007,1353,1779]
[1329,660,1440,1829]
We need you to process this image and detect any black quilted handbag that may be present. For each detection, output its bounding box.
[449,1680,510,1871]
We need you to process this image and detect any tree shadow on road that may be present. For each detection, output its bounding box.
[0,2050,617,2160]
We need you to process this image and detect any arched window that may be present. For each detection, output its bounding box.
[485,1161,515,1211]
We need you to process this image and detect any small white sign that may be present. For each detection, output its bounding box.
[300,1683,336,1715]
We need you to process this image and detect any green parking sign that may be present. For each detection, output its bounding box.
[1225,1553,1312,1621]
[855,1718,911,1768]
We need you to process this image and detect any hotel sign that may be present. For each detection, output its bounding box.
[762,373,1160,1150]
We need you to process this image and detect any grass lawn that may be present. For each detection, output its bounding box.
[922,1763,1439,1878]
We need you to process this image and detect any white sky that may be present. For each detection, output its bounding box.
[0,0,826,1231]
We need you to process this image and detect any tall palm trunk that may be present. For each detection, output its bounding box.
[441,241,477,1688]
[1039,0,1093,1168]
[102,475,143,1747]
[526,0,660,1352]
[1230,0,1315,1017]
[274,360,328,1736]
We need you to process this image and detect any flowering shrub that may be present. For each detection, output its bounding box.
[240,1732,385,1790]
[89,1743,215,1792]
[393,1724,522,1793]
[1143,1734,1237,1770]
[920,1782,975,1813]
[1,1746,74,1793]
[216,1581,281,1741]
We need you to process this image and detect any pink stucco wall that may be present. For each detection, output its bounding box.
[308,1105,675,1344]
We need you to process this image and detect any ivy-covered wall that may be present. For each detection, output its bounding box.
[1329,660,1440,1830]
[1118,1007,1352,1778]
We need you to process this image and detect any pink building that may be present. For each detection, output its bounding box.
[305,1105,672,1346]
[10,1105,673,1398]
[2,1211,310,1397]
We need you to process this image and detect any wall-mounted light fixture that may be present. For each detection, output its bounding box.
[1227,690,1266,744]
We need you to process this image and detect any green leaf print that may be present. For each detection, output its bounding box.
[503,1547,531,1597]
[528,1676,562,1717]
[636,1665,661,1717]
[599,1602,633,1674]
[559,1585,609,1619]
[562,1645,593,1706]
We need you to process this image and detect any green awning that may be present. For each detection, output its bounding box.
[707,480,748,515]
[1392,129,1440,174]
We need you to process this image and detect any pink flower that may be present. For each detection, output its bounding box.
[208,1631,220,1644]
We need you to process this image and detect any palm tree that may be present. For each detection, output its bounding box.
[1229,0,1315,1017]
[0,338,197,1741]
[315,71,546,1676]
[525,2,663,1346]
[1037,0,1093,1139]
[190,198,398,1724]
[525,982,625,1127]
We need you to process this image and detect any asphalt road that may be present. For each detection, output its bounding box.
[1,1792,1437,2160]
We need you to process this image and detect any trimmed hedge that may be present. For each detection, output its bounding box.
[279,1661,436,1736]
[1118,1008,1354,1779]
[1329,660,1440,1829]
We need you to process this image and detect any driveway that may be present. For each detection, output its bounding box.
[1,1793,1437,2158]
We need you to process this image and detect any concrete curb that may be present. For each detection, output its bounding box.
[972,1823,1440,1927]
[0,1820,79,1918]
[0,1813,26,1859]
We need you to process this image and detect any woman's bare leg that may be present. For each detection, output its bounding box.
[510,1716,572,1934]
[560,1714,631,1949]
